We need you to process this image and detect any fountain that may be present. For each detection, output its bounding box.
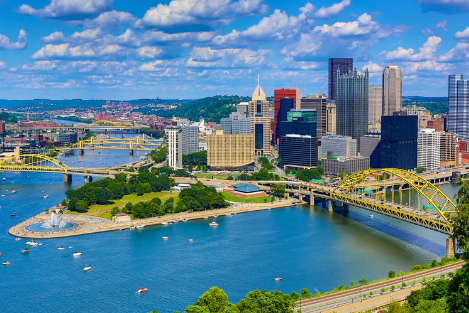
[41,213,65,229]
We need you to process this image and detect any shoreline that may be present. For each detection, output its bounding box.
[8,198,305,239]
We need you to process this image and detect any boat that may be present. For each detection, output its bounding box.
[42,191,44,193]
[1,195,4,197]
[2,177,5,181]
[225,213,232,217]
[57,246,65,250]
[21,248,30,254]
[15,238,21,241]
[129,225,136,230]
[137,287,148,294]
[203,216,208,219]
[26,241,38,246]
[0,252,2,256]
[10,214,15,216]
[209,221,218,227]
[73,252,82,257]
[136,225,145,229]
[38,243,43,246]
[369,215,375,218]
[161,222,168,225]
[214,214,219,218]
[68,246,73,249]
[83,265,92,272]
[188,239,194,242]
[11,190,16,194]
[274,277,282,281]
[44,194,49,199]
[162,236,168,240]
[182,219,188,222]
[119,228,124,231]
[2,261,11,266]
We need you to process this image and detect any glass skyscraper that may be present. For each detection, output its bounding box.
[448,74,469,140]
[336,69,369,151]
[328,58,353,100]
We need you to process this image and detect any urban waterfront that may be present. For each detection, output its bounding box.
[0,146,456,312]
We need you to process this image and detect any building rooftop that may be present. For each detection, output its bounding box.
[234,184,261,193]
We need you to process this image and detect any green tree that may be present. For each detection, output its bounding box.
[300,288,313,299]
[338,172,347,180]
[164,198,174,213]
[76,200,88,212]
[388,271,396,278]
[446,264,469,313]
[383,301,406,313]
[185,287,237,313]
[111,206,120,215]
[359,278,368,286]
[237,289,295,313]
[350,280,355,287]
[136,184,144,196]
[272,184,285,198]
[416,166,426,174]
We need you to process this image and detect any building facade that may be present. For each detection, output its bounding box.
[273,89,297,142]
[301,93,327,139]
[207,130,255,170]
[418,128,441,170]
[328,58,353,100]
[249,84,271,155]
[382,65,402,116]
[440,132,458,167]
[165,125,182,170]
[369,86,383,123]
[58,132,78,144]
[181,125,199,155]
[322,156,370,176]
[321,134,357,158]
[237,102,249,118]
[336,69,369,150]
[380,113,418,170]
[448,75,469,140]
[220,112,251,135]
[360,135,381,168]
[326,102,336,133]
[279,135,318,169]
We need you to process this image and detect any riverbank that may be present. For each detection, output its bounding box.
[8,198,304,239]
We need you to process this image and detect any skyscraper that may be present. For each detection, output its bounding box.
[448,74,469,140]
[382,65,402,116]
[418,128,441,170]
[249,84,271,155]
[165,124,182,170]
[368,86,383,123]
[328,58,353,100]
[336,69,369,150]
[220,112,251,135]
[301,93,327,139]
[273,88,297,143]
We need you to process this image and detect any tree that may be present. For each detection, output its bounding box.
[111,207,120,215]
[272,184,285,198]
[446,264,469,313]
[237,289,295,313]
[388,271,396,278]
[76,200,88,212]
[136,184,144,196]
[451,180,469,250]
[300,288,313,299]
[338,172,347,180]
[359,278,368,286]
[185,287,237,313]
[416,166,426,174]
[164,198,174,213]
[383,301,407,313]
[350,280,355,287]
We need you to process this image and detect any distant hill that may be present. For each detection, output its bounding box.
[403,96,448,115]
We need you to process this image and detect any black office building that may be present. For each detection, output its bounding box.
[380,113,418,170]
[278,119,316,139]
[328,58,353,100]
[279,134,318,169]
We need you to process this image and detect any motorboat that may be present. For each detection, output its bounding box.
[161,222,168,225]
[42,191,44,193]
[57,246,65,250]
[225,213,232,217]
[188,239,194,242]
[11,190,16,194]
[0,252,2,256]
[69,246,73,249]
[44,194,49,199]
[21,248,30,254]
[1,195,4,197]
[136,225,145,229]
[369,215,375,218]
[2,177,5,181]
[203,216,208,219]
[274,277,282,281]
[137,287,148,294]
[129,225,136,230]
[83,265,92,272]
[209,221,218,227]
[214,215,219,218]
[2,261,11,266]
[26,241,38,246]
[38,243,43,246]
[182,219,188,222]
[162,236,168,240]
[119,228,125,231]
[15,238,21,241]
[73,252,82,257]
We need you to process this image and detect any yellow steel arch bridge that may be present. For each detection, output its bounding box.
[62,134,163,152]
[74,120,134,128]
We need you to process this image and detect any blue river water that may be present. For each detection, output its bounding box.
[0,123,458,312]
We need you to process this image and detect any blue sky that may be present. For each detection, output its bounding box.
[0,0,468,100]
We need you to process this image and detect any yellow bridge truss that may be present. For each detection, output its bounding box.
[0,154,69,173]
[330,168,458,234]
[66,134,163,151]
[74,120,134,127]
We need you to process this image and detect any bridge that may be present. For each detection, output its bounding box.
[61,134,163,155]
[0,154,138,183]
[7,120,145,131]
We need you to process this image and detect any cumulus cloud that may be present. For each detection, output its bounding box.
[0,30,27,50]
[31,43,127,59]
[0,61,7,70]
[21,61,58,71]
[418,0,469,14]
[439,42,469,61]
[280,57,320,70]
[137,0,268,30]
[436,18,450,31]
[455,27,469,41]
[314,0,351,19]
[67,10,137,30]
[382,36,442,61]
[362,61,382,73]
[18,0,114,19]
[186,47,273,68]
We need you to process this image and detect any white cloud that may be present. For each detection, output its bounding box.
[439,42,469,61]
[139,60,185,71]
[314,0,351,19]
[281,57,320,70]
[455,27,469,40]
[186,47,273,68]
[382,36,441,61]
[0,61,7,70]
[68,10,137,30]
[421,28,434,35]
[138,0,268,29]
[403,60,452,74]
[435,18,450,31]
[21,61,58,71]
[0,30,27,50]
[42,31,65,43]
[418,0,469,14]
[280,33,322,57]
[314,13,378,37]
[362,61,382,73]
[136,46,164,59]
[18,0,114,19]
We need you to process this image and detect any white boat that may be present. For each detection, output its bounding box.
[2,261,11,266]
[83,265,92,272]
[209,221,218,227]
[188,239,194,242]
[274,277,282,281]
[1,195,4,197]
[182,219,188,222]
[369,215,375,218]
[225,213,232,217]
[162,236,168,240]
[44,194,49,199]
[68,246,73,249]
[214,214,219,218]
[161,222,168,225]
[2,177,5,181]
[137,287,148,294]
[73,252,82,257]
[136,225,145,229]
[57,246,65,250]
[26,241,38,246]
[203,216,208,219]
[15,238,21,241]
[129,225,136,230]
[11,190,16,194]
[42,191,44,193]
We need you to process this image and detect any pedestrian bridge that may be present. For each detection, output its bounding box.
[62,134,163,154]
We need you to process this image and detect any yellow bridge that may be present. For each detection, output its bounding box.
[8,120,143,131]
[62,134,163,154]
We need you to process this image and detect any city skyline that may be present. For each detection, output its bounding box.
[0,0,469,99]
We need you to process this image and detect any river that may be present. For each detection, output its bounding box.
[0,120,458,312]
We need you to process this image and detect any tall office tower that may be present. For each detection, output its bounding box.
[0,121,5,134]
[440,132,458,167]
[326,102,336,133]
[301,93,327,139]
[336,69,369,150]
[368,86,383,123]
[220,112,251,135]
[294,85,302,108]
[277,109,317,139]
[279,135,318,169]
[448,75,469,140]
[418,128,441,170]
[181,125,199,155]
[165,124,182,169]
[273,89,297,142]
[328,58,353,100]
[380,113,418,170]
[207,130,255,171]
[249,84,271,155]
[382,65,402,116]
[278,97,294,124]
[321,134,357,158]
[237,102,249,118]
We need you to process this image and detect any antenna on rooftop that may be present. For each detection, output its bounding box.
[258,74,260,86]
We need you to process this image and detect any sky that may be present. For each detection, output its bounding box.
[0,0,468,100]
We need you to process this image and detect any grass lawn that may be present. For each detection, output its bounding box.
[67,191,179,219]
[221,192,273,204]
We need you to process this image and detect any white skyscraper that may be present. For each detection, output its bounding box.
[165,125,182,169]
[448,74,469,140]
[382,65,402,116]
[417,128,441,170]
